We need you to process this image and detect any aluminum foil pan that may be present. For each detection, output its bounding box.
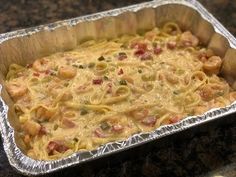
[0,0,236,175]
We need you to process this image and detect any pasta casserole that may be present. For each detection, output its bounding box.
[5,22,236,160]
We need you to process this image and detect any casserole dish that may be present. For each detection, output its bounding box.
[0,0,236,175]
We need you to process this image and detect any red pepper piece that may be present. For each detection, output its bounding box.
[92,79,103,85]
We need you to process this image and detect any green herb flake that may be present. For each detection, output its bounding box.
[104,76,109,80]
[88,62,95,68]
[119,80,127,85]
[78,65,84,69]
[173,90,179,95]
[53,124,59,130]
[80,108,88,115]
[72,64,79,68]
[73,137,79,142]
[152,42,157,48]
[216,92,224,97]
[100,121,111,130]
[64,82,69,87]
[138,69,142,73]
[176,69,185,75]
[98,56,105,61]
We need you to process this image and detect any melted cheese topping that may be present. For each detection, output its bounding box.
[5,23,236,160]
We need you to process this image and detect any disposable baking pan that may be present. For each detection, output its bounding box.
[0,0,236,175]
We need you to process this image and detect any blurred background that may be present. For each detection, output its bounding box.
[0,0,235,35]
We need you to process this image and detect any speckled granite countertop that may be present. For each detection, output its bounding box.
[0,0,235,177]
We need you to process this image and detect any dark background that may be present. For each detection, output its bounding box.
[0,0,235,176]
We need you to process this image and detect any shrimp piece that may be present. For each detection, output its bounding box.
[179,31,199,47]
[199,85,214,101]
[165,72,179,84]
[6,82,28,100]
[58,66,77,79]
[35,106,54,121]
[23,120,41,136]
[32,58,51,72]
[203,56,222,75]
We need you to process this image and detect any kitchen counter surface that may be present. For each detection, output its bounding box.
[0,0,235,176]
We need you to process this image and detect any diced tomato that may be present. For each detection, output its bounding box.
[140,52,153,60]
[92,79,103,85]
[141,116,157,126]
[94,128,107,138]
[134,49,146,56]
[62,118,76,128]
[169,116,181,124]
[47,141,69,155]
[167,41,177,50]
[33,72,40,77]
[112,124,124,133]
[118,68,124,75]
[154,46,163,55]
